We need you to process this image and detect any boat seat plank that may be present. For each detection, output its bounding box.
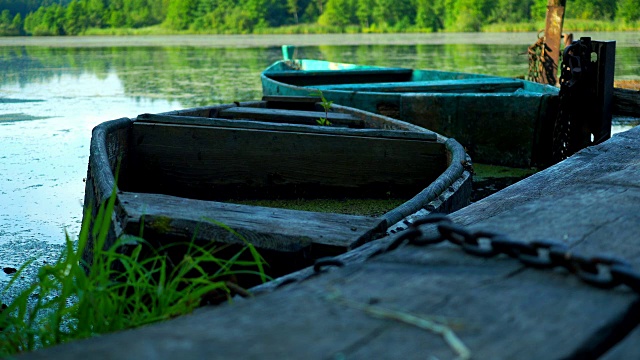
[265,68,412,78]
[262,95,322,111]
[262,95,322,103]
[128,122,446,199]
[309,77,524,93]
[265,68,413,86]
[118,191,386,253]
[136,113,438,141]
[218,107,366,128]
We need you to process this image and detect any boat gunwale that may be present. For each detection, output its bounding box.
[84,101,470,254]
[261,59,560,96]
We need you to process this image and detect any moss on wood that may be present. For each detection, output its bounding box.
[230,198,408,217]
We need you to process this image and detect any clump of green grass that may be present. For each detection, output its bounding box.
[0,190,268,357]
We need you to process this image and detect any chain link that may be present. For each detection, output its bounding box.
[313,214,640,294]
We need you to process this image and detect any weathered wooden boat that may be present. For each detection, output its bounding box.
[82,96,471,279]
[261,59,560,168]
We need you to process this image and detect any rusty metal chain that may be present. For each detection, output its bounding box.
[527,32,557,85]
[314,214,640,294]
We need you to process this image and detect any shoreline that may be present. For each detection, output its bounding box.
[1,31,638,48]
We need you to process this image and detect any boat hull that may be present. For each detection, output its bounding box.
[82,99,471,278]
[261,60,560,168]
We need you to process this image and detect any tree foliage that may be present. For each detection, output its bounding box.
[0,10,23,35]
[617,0,640,22]
[2,0,637,36]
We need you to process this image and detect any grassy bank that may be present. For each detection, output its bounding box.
[0,192,267,357]
[72,19,640,37]
[482,19,640,32]
[83,25,187,36]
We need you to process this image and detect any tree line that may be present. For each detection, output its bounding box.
[1,0,639,36]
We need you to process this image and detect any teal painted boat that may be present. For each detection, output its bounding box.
[261,58,560,168]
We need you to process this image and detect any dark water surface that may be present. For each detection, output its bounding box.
[0,33,638,284]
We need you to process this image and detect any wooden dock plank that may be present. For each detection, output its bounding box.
[118,191,386,253]
[20,247,636,359]
[601,321,640,360]
[20,127,640,359]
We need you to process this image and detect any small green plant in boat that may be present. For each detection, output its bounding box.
[0,190,268,357]
[312,90,333,126]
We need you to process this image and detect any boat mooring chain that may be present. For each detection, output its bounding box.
[527,32,557,85]
[314,214,640,294]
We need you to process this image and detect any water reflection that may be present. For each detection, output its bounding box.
[0,46,281,108]
[2,43,637,108]
[0,70,184,247]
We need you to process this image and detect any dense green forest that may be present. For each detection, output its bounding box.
[0,0,639,36]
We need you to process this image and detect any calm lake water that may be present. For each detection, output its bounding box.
[0,32,639,280]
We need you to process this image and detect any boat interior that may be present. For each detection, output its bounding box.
[118,102,447,203]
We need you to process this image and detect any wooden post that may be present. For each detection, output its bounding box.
[543,0,567,85]
[589,40,616,145]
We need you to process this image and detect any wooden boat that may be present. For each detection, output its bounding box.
[261,59,560,168]
[82,96,471,279]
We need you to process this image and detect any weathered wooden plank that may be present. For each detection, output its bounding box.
[262,95,322,111]
[613,87,640,117]
[218,107,365,128]
[601,319,640,360]
[22,246,637,360]
[81,118,133,263]
[136,113,438,141]
[266,68,413,87]
[118,191,386,253]
[311,77,524,93]
[262,95,322,103]
[128,123,445,199]
[400,92,546,167]
[266,68,412,78]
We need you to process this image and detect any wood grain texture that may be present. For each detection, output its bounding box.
[266,68,413,86]
[262,95,322,104]
[312,77,524,93]
[128,122,445,199]
[400,92,548,167]
[218,107,365,127]
[118,191,386,253]
[81,118,133,264]
[613,87,640,117]
[136,113,437,141]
